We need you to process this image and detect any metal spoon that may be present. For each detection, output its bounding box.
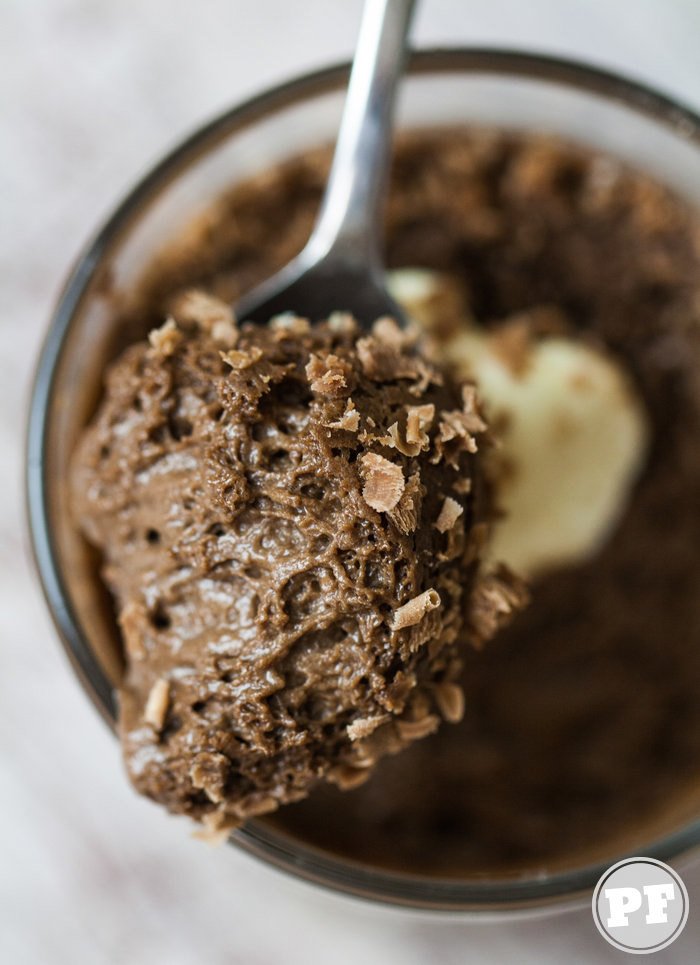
[235,0,416,327]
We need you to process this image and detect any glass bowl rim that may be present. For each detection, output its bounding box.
[25,46,700,912]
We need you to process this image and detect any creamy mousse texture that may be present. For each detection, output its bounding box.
[69,127,700,872]
[71,290,524,836]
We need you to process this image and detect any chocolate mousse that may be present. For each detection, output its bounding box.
[70,127,700,873]
[71,291,524,835]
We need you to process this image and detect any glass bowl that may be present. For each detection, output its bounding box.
[26,48,700,912]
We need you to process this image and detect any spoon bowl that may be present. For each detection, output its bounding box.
[235,252,405,325]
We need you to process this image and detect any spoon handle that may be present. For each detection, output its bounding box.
[310,0,416,268]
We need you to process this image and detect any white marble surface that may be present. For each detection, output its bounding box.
[4,1,700,962]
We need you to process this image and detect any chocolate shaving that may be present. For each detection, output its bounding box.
[191,811,241,845]
[433,385,488,466]
[189,751,229,804]
[435,496,464,533]
[406,404,435,447]
[119,601,147,660]
[306,352,352,397]
[238,796,279,818]
[388,471,423,535]
[372,316,408,348]
[396,714,440,741]
[324,398,360,432]
[467,565,530,648]
[461,384,488,432]
[144,678,170,731]
[327,311,358,335]
[433,681,465,723]
[360,453,405,512]
[379,422,417,457]
[270,314,311,337]
[148,318,181,357]
[356,334,419,382]
[452,476,473,495]
[221,345,263,370]
[347,715,388,741]
[392,588,441,630]
[326,765,371,790]
[172,289,238,344]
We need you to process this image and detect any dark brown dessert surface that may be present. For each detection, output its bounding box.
[72,296,527,834]
[78,128,700,873]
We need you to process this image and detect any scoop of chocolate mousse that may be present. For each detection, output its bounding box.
[71,290,524,838]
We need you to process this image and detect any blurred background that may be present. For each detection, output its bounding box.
[3,1,700,962]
